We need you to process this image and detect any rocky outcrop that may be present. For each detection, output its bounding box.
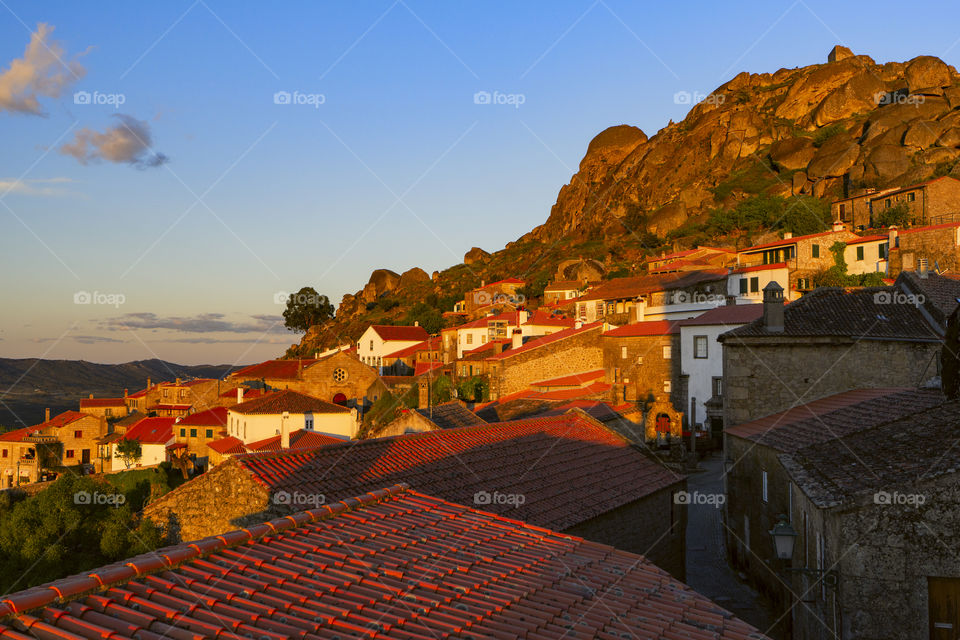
[398,267,430,288]
[464,247,490,265]
[524,48,960,244]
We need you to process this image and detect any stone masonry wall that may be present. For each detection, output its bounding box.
[723,338,940,427]
[489,326,603,398]
[889,225,960,277]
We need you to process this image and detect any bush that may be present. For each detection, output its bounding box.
[875,202,911,228]
[812,123,845,147]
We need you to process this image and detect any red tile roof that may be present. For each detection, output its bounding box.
[458,310,522,330]
[741,229,849,252]
[178,406,229,427]
[522,310,575,328]
[730,261,789,274]
[894,220,960,236]
[845,234,887,245]
[0,426,44,442]
[30,410,91,430]
[383,337,441,359]
[413,360,443,376]
[245,429,348,453]
[79,397,126,408]
[578,270,728,302]
[147,403,191,411]
[473,276,525,289]
[602,320,678,337]
[0,484,766,639]
[219,387,269,399]
[531,369,605,388]
[486,322,603,361]
[460,339,510,357]
[233,412,681,532]
[206,435,246,455]
[677,304,764,327]
[123,417,176,445]
[231,389,351,416]
[371,324,430,342]
[230,358,320,380]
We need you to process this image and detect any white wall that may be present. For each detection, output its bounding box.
[111,441,169,469]
[727,267,794,302]
[227,410,357,443]
[356,326,422,368]
[844,241,887,275]
[680,323,734,427]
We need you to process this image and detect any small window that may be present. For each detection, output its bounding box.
[179,428,186,437]
[466,334,473,345]
[856,246,864,261]
[190,428,197,438]
[369,340,373,351]
[74,430,82,439]
[712,377,723,397]
[663,380,672,393]
[206,429,213,438]
[762,470,769,502]
[885,198,891,209]
[1,449,7,458]
[907,192,916,202]
[739,278,748,295]
[621,346,627,360]
[839,203,846,216]
[879,243,887,260]
[750,277,759,293]
[662,345,672,359]
[105,408,112,417]
[693,336,708,359]
[66,450,75,459]
[812,244,819,258]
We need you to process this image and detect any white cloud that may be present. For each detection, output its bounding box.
[0,177,76,197]
[0,23,86,115]
[59,114,168,169]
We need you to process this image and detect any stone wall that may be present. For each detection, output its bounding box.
[488,326,603,398]
[889,225,960,277]
[561,481,687,581]
[722,338,940,427]
[602,333,681,407]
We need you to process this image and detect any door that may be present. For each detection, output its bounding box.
[930,577,960,640]
[656,413,671,434]
[81,449,90,464]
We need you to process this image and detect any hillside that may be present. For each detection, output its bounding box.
[0,359,234,428]
[289,46,960,357]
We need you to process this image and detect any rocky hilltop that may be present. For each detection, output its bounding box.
[291,47,960,355]
[525,47,960,242]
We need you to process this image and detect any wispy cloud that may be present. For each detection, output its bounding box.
[0,23,86,115]
[0,177,77,197]
[103,312,284,334]
[73,334,125,344]
[59,114,168,168]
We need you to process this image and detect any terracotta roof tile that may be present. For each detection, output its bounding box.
[486,323,603,360]
[206,435,247,455]
[178,407,229,427]
[602,320,678,337]
[412,402,486,430]
[231,389,351,416]
[245,429,348,452]
[578,270,727,303]
[531,369,605,388]
[78,398,126,408]
[371,325,430,342]
[677,304,763,327]
[230,359,321,380]
[384,337,441,359]
[0,485,767,639]
[123,417,176,445]
[30,410,92,430]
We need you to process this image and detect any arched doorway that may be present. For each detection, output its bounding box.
[332,392,347,406]
[655,413,671,434]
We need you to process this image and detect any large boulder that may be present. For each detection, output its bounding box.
[769,136,816,170]
[398,267,430,289]
[938,127,960,148]
[464,247,490,265]
[807,132,861,179]
[367,269,400,296]
[864,144,912,182]
[903,120,945,149]
[775,57,867,121]
[827,45,854,63]
[812,72,886,126]
[904,56,954,91]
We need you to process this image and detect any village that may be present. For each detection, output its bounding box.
[3,176,960,639]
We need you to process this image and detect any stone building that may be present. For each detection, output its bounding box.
[831,187,898,229]
[144,410,689,579]
[354,324,430,369]
[867,175,960,226]
[78,396,128,420]
[225,389,358,442]
[644,246,737,274]
[542,279,585,305]
[485,322,604,400]
[171,406,229,461]
[719,282,942,427]
[380,337,441,376]
[0,425,58,486]
[735,226,859,292]
[575,271,728,324]
[376,401,487,437]
[887,221,960,277]
[723,388,944,639]
[780,397,960,640]
[461,277,526,316]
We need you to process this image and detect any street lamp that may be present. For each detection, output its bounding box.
[769,513,797,560]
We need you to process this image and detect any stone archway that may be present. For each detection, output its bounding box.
[643,399,683,441]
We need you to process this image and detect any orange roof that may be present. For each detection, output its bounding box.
[460,339,510,358]
[602,320,678,337]
[383,336,441,359]
[413,361,444,376]
[486,322,603,360]
[457,310,523,330]
[123,417,176,445]
[742,230,847,252]
[79,398,125,408]
[219,387,270,400]
[532,369,605,388]
[230,358,320,380]
[370,324,430,342]
[206,435,246,455]
[845,234,887,245]
[471,277,525,290]
[231,389,350,416]
[730,261,789,274]
[0,426,44,442]
[522,310,575,328]
[578,270,728,302]
[245,429,347,453]
[178,407,228,427]
[31,410,91,430]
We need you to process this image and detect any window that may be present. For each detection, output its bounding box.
[739,278,748,295]
[66,450,75,459]
[712,376,723,398]
[105,408,112,417]
[662,345,672,359]
[189,428,197,438]
[856,246,864,261]
[306,416,314,430]
[663,380,672,393]
[885,198,891,209]
[750,277,759,293]
[762,470,768,502]
[812,244,819,258]
[369,340,373,351]
[179,428,186,437]
[879,242,887,259]
[466,334,473,345]
[693,335,708,359]
[74,430,82,439]
[907,192,916,202]
[1,449,6,458]
[206,429,213,438]
[332,368,347,382]
[621,346,627,359]
[839,203,846,217]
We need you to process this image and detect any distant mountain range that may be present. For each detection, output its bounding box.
[0,358,236,428]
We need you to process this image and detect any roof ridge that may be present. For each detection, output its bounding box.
[0,483,411,618]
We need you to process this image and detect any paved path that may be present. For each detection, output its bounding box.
[685,452,782,639]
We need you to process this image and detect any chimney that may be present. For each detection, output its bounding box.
[725,295,737,306]
[280,412,290,449]
[493,342,504,355]
[831,220,845,232]
[783,231,793,240]
[414,320,419,327]
[762,282,785,333]
[237,387,244,404]
[418,380,429,409]
[480,280,485,288]
[919,258,929,278]
[512,329,523,350]
[123,388,128,398]
[175,377,181,386]
[633,298,648,323]
[44,408,50,422]
[88,393,94,399]
[147,378,152,390]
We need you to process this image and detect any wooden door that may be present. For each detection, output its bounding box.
[930,577,960,640]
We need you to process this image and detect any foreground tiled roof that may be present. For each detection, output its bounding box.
[230,358,321,380]
[231,389,351,416]
[0,485,767,639]
[485,323,603,361]
[726,388,944,453]
[123,417,176,445]
[781,397,958,508]
[720,287,940,341]
[413,402,486,430]
[677,304,763,327]
[178,406,228,427]
[371,325,431,342]
[896,270,960,328]
[233,412,681,532]
[246,429,349,453]
[79,397,126,408]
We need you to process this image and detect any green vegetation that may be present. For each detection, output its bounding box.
[604,266,631,280]
[875,202,912,228]
[456,376,488,403]
[935,159,958,178]
[282,286,335,332]
[711,162,783,200]
[404,302,442,334]
[0,473,163,592]
[812,241,887,288]
[359,385,418,437]
[428,375,454,405]
[812,123,846,147]
[115,437,141,470]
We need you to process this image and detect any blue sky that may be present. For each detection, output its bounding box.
[0,0,958,365]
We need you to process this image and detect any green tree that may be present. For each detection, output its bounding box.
[282,286,335,333]
[875,202,911,228]
[405,302,443,334]
[115,438,142,470]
